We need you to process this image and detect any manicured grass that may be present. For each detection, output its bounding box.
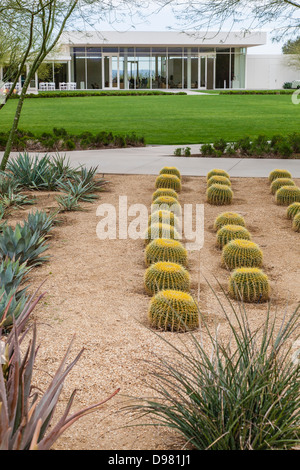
[0,94,299,145]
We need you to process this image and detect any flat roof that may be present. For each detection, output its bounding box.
[60,30,267,48]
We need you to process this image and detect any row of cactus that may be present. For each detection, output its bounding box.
[144,167,199,332]
[206,169,233,205]
[269,169,300,233]
[213,210,270,303]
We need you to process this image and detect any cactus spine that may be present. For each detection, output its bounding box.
[145,238,188,267]
[222,239,263,270]
[144,261,190,295]
[229,267,270,303]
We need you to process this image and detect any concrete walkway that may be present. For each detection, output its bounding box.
[2,145,300,177]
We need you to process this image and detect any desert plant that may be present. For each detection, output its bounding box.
[148,210,180,229]
[129,294,300,449]
[26,209,58,237]
[0,189,35,210]
[270,177,295,194]
[148,290,199,332]
[152,188,178,202]
[206,169,230,181]
[159,167,181,180]
[229,267,270,303]
[222,239,263,270]
[207,184,233,206]
[144,261,190,295]
[213,212,246,232]
[49,153,79,180]
[0,223,49,266]
[155,174,182,192]
[292,212,300,232]
[55,194,82,212]
[216,225,251,249]
[268,169,292,183]
[145,238,188,267]
[207,175,231,188]
[0,257,30,296]
[287,202,300,220]
[152,196,182,216]
[0,320,119,450]
[145,224,180,245]
[74,165,107,192]
[57,179,99,203]
[0,288,28,328]
[275,186,300,206]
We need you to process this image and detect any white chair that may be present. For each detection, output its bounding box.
[59,82,67,90]
[39,82,47,91]
[48,82,56,91]
[68,82,76,90]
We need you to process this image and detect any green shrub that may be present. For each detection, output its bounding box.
[207,184,233,206]
[201,143,214,156]
[222,239,263,270]
[213,138,227,153]
[144,261,190,295]
[145,238,187,267]
[229,267,270,303]
[216,225,251,249]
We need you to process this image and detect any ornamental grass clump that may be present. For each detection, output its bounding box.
[287,202,300,220]
[145,238,187,267]
[270,177,295,195]
[148,210,179,229]
[206,169,230,181]
[229,267,270,303]
[155,174,182,192]
[148,289,199,332]
[222,239,263,270]
[268,168,292,183]
[152,196,181,216]
[213,212,246,232]
[207,184,233,206]
[159,167,181,180]
[144,261,190,295]
[275,186,300,206]
[292,212,300,232]
[216,225,251,249]
[129,291,300,450]
[207,175,231,188]
[145,223,180,245]
[152,188,178,201]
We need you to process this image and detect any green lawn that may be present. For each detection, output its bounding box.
[0,94,299,145]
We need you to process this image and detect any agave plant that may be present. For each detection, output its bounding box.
[74,166,107,192]
[0,188,35,210]
[55,194,82,212]
[0,319,119,449]
[57,179,99,203]
[0,257,30,295]
[49,153,79,181]
[0,223,49,266]
[0,288,28,329]
[26,209,59,237]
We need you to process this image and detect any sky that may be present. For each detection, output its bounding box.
[91,3,287,55]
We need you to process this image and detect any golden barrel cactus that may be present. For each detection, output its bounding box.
[152,188,179,201]
[292,212,300,232]
[144,261,190,295]
[145,223,180,245]
[287,202,300,220]
[269,169,292,183]
[221,239,263,270]
[155,174,182,192]
[275,186,300,206]
[270,178,295,195]
[207,169,230,181]
[213,212,246,232]
[229,267,270,303]
[207,184,233,206]
[152,195,182,216]
[207,175,231,188]
[216,225,251,249]
[148,210,180,229]
[159,167,181,180]
[145,238,188,267]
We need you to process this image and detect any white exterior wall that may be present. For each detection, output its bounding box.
[246,54,300,89]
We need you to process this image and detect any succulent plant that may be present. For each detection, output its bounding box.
[145,238,188,267]
[287,202,300,220]
[0,287,28,328]
[152,196,182,216]
[207,184,233,206]
[207,169,230,181]
[292,212,300,232]
[0,257,30,296]
[159,167,181,180]
[269,169,292,183]
[213,212,246,232]
[275,186,300,206]
[207,175,231,188]
[145,223,180,245]
[26,209,59,237]
[270,178,295,195]
[222,239,263,270]
[152,188,179,201]
[217,225,251,249]
[228,267,270,303]
[148,210,180,229]
[155,174,182,192]
[148,289,199,332]
[144,261,190,295]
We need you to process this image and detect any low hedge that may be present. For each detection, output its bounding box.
[10,90,187,99]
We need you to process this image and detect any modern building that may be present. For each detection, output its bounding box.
[1,30,299,92]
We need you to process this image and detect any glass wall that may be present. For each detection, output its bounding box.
[216,47,230,89]
[136,48,151,89]
[231,48,246,88]
[152,48,167,89]
[73,47,86,89]
[168,48,183,88]
[87,47,102,89]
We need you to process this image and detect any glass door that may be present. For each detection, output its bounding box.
[103,54,119,89]
[199,54,216,90]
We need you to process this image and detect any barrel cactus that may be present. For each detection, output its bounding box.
[292,212,300,232]
[148,289,199,332]
[207,175,231,188]
[144,261,190,295]
[159,167,181,180]
[287,202,300,220]
[269,169,292,183]
[207,169,230,181]
[152,188,178,202]
[155,174,182,192]
[221,239,263,270]
[216,225,251,249]
[145,238,188,267]
[148,210,180,229]
[207,184,233,206]
[275,186,300,206]
[152,196,181,216]
[228,267,270,303]
[270,177,295,195]
[145,223,180,245]
[213,212,246,232]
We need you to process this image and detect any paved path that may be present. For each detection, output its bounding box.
[2,145,300,177]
